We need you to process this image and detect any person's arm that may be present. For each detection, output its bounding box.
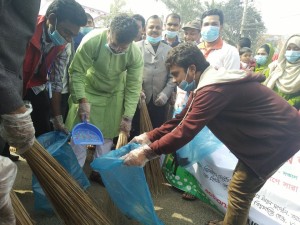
[150,90,227,155]
[155,71,176,106]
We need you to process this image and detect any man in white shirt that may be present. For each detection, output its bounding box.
[198,9,240,70]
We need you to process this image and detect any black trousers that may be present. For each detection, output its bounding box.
[24,89,51,137]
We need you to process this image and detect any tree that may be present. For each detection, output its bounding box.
[160,0,205,23]
[102,0,132,27]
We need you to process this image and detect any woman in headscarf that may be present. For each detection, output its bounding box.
[265,34,300,110]
[254,43,274,77]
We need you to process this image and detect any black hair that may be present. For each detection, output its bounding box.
[86,13,93,21]
[110,14,139,44]
[165,13,181,23]
[201,9,224,26]
[46,0,87,26]
[239,47,252,56]
[259,44,270,55]
[238,37,251,48]
[165,42,210,72]
[146,15,163,26]
[132,14,145,28]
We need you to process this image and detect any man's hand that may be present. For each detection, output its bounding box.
[50,115,69,134]
[78,102,90,122]
[154,92,168,106]
[122,144,158,167]
[0,104,35,154]
[129,132,151,145]
[119,116,132,137]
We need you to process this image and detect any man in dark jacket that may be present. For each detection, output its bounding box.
[123,43,300,225]
[0,0,40,223]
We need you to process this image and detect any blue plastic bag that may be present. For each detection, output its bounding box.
[32,131,90,212]
[175,126,222,168]
[91,143,164,225]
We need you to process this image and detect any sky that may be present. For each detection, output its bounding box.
[40,0,300,36]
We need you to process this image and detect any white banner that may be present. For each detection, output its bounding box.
[187,147,300,225]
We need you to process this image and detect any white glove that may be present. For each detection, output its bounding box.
[122,144,159,167]
[129,132,151,145]
[154,92,168,106]
[0,104,35,154]
[119,116,132,137]
[78,102,90,122]
[50,115,69,134]
[0,156,17,225]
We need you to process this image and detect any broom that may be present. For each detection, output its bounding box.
[21,140,113,225]
[115,131,128,149]
[10,191,35,225]
[139,99,166,196]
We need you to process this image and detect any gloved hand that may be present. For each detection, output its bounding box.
[119,116,132,137]
[140,91,146,102]
[129,132,151,145]
[138,91,146,109]
[50,115,69,134]
[154,92,168,106]
[0,104,35,155]
[122,144,159,167]
[78,102,90,122]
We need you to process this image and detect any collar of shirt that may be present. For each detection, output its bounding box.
[198,38,223,58]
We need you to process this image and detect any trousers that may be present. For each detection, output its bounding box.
[223,160,266,225]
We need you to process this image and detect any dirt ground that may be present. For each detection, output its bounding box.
[12,150,223,225]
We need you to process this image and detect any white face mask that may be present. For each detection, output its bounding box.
[240,61,248,69]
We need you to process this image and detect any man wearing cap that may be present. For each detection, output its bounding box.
[182,20,201,44]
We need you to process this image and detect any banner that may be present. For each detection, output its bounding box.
[163,145,300,225]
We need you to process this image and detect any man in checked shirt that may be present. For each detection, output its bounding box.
[22,0,87,137]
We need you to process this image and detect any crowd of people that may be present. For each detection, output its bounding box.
[1,0,300,225]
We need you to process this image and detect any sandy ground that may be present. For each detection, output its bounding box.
[12,150,223,225]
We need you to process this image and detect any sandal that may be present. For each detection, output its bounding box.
[205,220,223,225]
[182,192,197,201]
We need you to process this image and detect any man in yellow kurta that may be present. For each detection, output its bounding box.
[66,14,143,183]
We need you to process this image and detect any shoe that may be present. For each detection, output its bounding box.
[182,192,197,201]
[9,154,19,162]
[89,171,105,186]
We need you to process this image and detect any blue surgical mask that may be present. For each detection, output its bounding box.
[80,26,93,36]
[48,19,67,46]
[254,55,268,66]
[179,68,196,92]
[285,50,300,63]
[201,26,220,43]
[165,30,178,39]
[105,43,125,55]
[146,35,162,44]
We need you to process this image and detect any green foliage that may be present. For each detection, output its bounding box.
[102,0,133,27]
[160,0,205,22]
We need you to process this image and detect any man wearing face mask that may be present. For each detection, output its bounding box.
[22,0,87,137]
[124,42,300,225]
[74,13,95,51]
[198,9,240,70]
[265,34,300,110]
[163,13,182,48]
[131,15,175,137]
[182,20,201,44]
[65,14,143,184]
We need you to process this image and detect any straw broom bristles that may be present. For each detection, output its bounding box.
[10,191,35,225]
[22,140,113,225]
[139,100,166,196]
[116,131,128,149]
